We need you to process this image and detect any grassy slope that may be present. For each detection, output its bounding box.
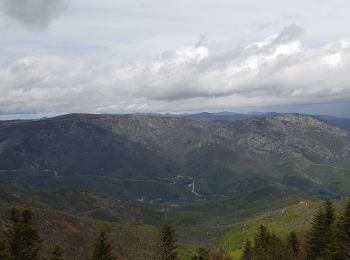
[220,199,350,258]
[163,197,335,260]
[168,188,305,244]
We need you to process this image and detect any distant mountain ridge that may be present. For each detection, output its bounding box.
[133,112,350,131]
[316,114,350,131]
[133,111,280,121]
[0,113,349,201]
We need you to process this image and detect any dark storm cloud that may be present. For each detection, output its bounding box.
[0,0,67,30]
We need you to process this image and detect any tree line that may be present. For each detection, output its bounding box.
[240,199,350,260]
[0,207,114,260]
[179,199,350,260]
[0,200,349,259]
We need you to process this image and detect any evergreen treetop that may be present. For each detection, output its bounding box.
[51,246,64,260]
[157,223,178,260]
[91,230,115,260]
[4,207,41,260]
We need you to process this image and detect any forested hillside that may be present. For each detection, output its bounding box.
[0,113,349,259]
[0,113,349,201]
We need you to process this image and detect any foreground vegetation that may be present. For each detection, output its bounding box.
[0,199,349,259]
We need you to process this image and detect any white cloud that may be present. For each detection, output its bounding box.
[0,25,350,115]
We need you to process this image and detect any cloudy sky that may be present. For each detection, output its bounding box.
[0,0,350,119]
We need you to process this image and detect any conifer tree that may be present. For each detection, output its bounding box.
[324,200,335,224]
[307,208,325,259]
[156,223,177,260]
[241,240,253,260]
[91,231,114,260]
[307,200,335,259]
[287,231,299,258]
[268,233,283,260]
[51,246,64,260]
[211,247,233,260]
[245,225,285,260]
[4,207,41,260]
[254,225,270,258]
[191,247,210,260]
[0,237,9,259]
[328,199,350,260]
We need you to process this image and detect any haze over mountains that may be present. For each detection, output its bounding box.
[0,112,349,202]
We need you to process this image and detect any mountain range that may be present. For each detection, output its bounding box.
[135,112,350,130]
[0,112,349,200]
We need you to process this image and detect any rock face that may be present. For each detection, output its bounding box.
[0,113,349,198]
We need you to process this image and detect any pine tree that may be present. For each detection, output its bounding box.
[156,223,177,260]
[254,225,270,258]
[307,200,335,259]
[248,225,285,260]
[191,247,210,260]
[91,231,114,260]
[0,237,9,259]
[4,207,41,260]
[287,232,299,258]
[324,200,335,235]
[51,246,64,260]
[211,247,233,260]
[241,240,253,260]
[328,199,350,260]
[307,208,324,259]
[268,233,283,260]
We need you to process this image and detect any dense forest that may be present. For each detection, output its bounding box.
[0,199,349,259]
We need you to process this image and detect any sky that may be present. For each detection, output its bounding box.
[0,0,350,119]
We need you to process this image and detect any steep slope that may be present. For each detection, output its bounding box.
[0,116,181,178]
[0,113,349,199]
